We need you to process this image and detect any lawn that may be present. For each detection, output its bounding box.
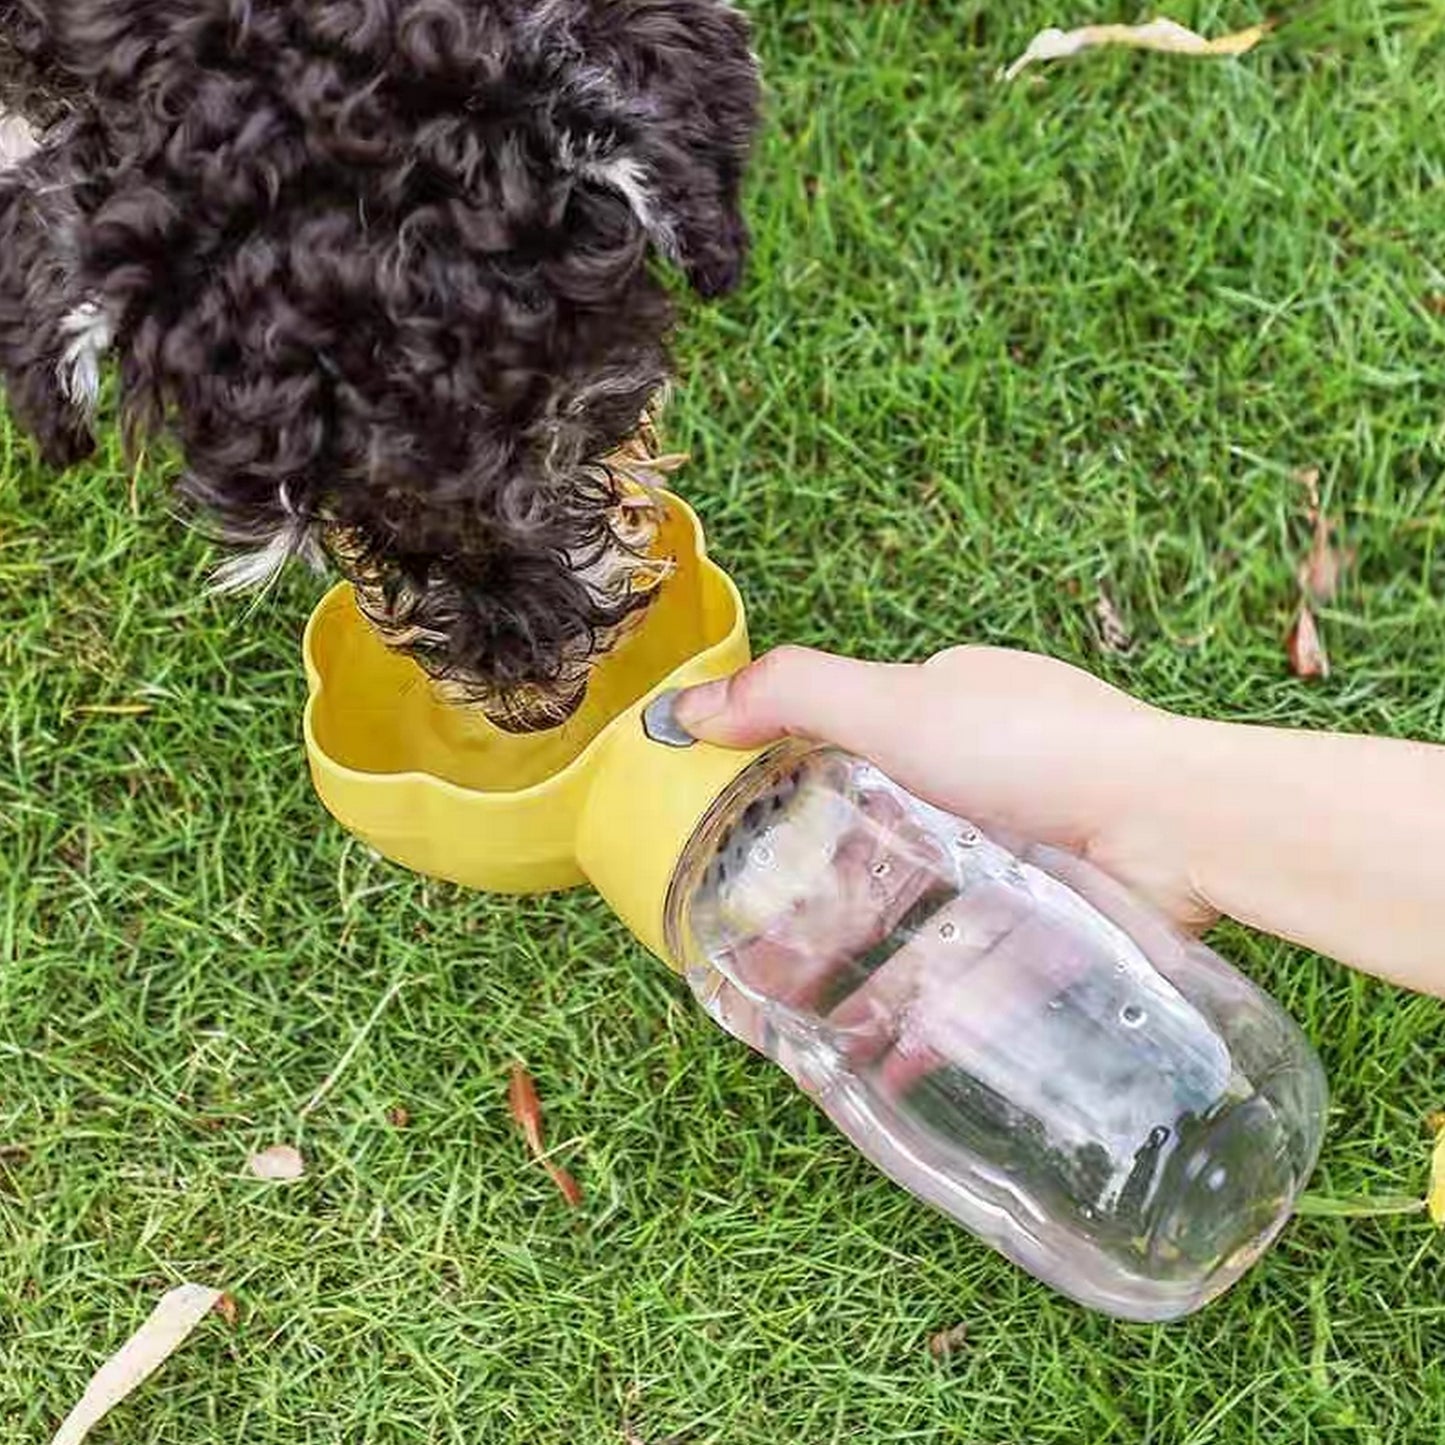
[3,2,1445,1441]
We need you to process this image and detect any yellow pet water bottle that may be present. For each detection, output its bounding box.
[304,493,1327,1322]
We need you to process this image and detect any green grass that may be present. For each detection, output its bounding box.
[4,2,1445,1440]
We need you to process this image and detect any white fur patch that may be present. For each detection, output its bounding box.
[208,492,324,596]
[208,530,300,595]
[577,153,658,230]
[558,137,677,259]
[0,109,40,172]
[57,301,114,413]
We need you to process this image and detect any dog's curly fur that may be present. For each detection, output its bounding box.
[0,0,759,729]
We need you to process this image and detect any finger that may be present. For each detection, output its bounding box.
[672,646,920,752]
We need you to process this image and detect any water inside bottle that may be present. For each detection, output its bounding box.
[666,744,1325,1319]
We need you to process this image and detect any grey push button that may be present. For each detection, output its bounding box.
[642,690,697,749]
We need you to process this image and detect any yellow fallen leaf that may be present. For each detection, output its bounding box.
[50,1283,222,1445]
[1428,1113,1445,1227]
[1001,17,1270,81]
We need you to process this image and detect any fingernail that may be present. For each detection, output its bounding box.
[672,678,728,729]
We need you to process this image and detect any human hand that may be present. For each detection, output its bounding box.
[672,648,1232,1158]
[674,644,1216,933]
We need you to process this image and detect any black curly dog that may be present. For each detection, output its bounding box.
[0,1,760,729]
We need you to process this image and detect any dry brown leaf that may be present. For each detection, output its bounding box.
[50,1283,222,1445]
[1295,466,1322,512]
[1001,17,1269,81]
[621,1384,647,1445]
[1298,519,1354,606]
[550,1162,585,1210]
[1424,294,1445,318]
[1093,587,1132,654]
[508,1064,583,1207]
[508,1064,546,1155]
[212,1293,239,1328]
[1286,606,1330,680]
[928,1323,969,1359]
[246,1143,305,1182]
[1294,467,1353,605]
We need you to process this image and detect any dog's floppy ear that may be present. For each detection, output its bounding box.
[639,125,754,301]
[559,0,762,299]
[0,141,106,469]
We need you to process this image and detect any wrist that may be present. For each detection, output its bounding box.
[1085,704,1227,930]
[1150,712,1263,928]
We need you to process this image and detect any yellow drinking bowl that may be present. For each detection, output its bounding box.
[303,493,760,965]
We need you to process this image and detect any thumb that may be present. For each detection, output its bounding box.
[672,646,919,752]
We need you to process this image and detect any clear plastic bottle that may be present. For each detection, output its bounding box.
[663,742,1328,1321]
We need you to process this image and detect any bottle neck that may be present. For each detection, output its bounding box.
[575,722,772,968]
